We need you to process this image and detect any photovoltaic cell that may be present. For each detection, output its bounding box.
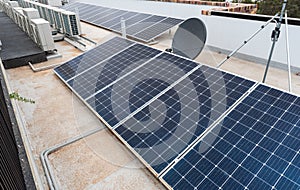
[162,84,300,189]
[61,2,183,42]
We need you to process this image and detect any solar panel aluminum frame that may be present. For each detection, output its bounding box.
[54,37,259,189]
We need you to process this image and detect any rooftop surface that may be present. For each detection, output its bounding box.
[3,1,300,190]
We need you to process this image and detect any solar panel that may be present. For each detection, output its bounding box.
[88,9,114,23]
[70,44,161,100]
[80,7,106,20]
[134,17,185,43]
[93,10,128,26]
[110,13,152,32]
[162,84,300,189]
[54,37,134,81]
[125,15,166,35]
[61,2,184,43]
[86,52,200,127]
[55,37,300,189]
[101,12,138,29]
[114,65,255,174]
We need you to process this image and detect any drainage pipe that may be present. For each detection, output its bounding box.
[29,62,62,72]
[40,128,103,190]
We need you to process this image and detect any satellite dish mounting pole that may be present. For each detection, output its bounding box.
[285,10,292,92]
[262,0,288,83]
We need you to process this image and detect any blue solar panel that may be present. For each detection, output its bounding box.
[125,15,166,36]
[110,13,152,32]
[162,84,300,189]
[86,52,200,127]
[114,65,255,174]
[54,37,134,81]
[80,7,107,20]
[75,5,95,16]
[134,17,183,42]
[63,2,86,11]
[70,43,161,100]
[93,10,128,26]
[62,2,183,42]
[101,12,138,29]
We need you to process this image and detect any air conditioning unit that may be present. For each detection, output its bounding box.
[60,10,81,36]
[52,8,63,32]
[8,1,19,8]
[23,8,40,19]
[23,8,40,35]
[47,7,55,26]
[5,3,15,19]
[38,0,62,7]
[15,9,24,28]
[30,18,55,52]
[39,4,49,20]
[12,7,23,23]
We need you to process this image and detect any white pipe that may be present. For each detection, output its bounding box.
[285,11,292,92]
[121,18,126,38]
[29,62,62,72]
[40,128,102,190]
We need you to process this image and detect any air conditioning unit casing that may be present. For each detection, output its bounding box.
[30,18,55,51]
[50,7,62,31]
[60,10,81,37]
[23,8,40,35]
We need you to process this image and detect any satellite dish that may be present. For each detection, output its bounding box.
[171,18,207,60]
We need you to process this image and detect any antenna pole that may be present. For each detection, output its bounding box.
[285,10,292,92]
[216,13,279,68]
[262,0,288,83]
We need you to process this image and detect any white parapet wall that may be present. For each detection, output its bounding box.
[203,14,300,69]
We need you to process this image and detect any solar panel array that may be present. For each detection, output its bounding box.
[54,37,300,189]
[62,2,183,43]
[162,84,300,189]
